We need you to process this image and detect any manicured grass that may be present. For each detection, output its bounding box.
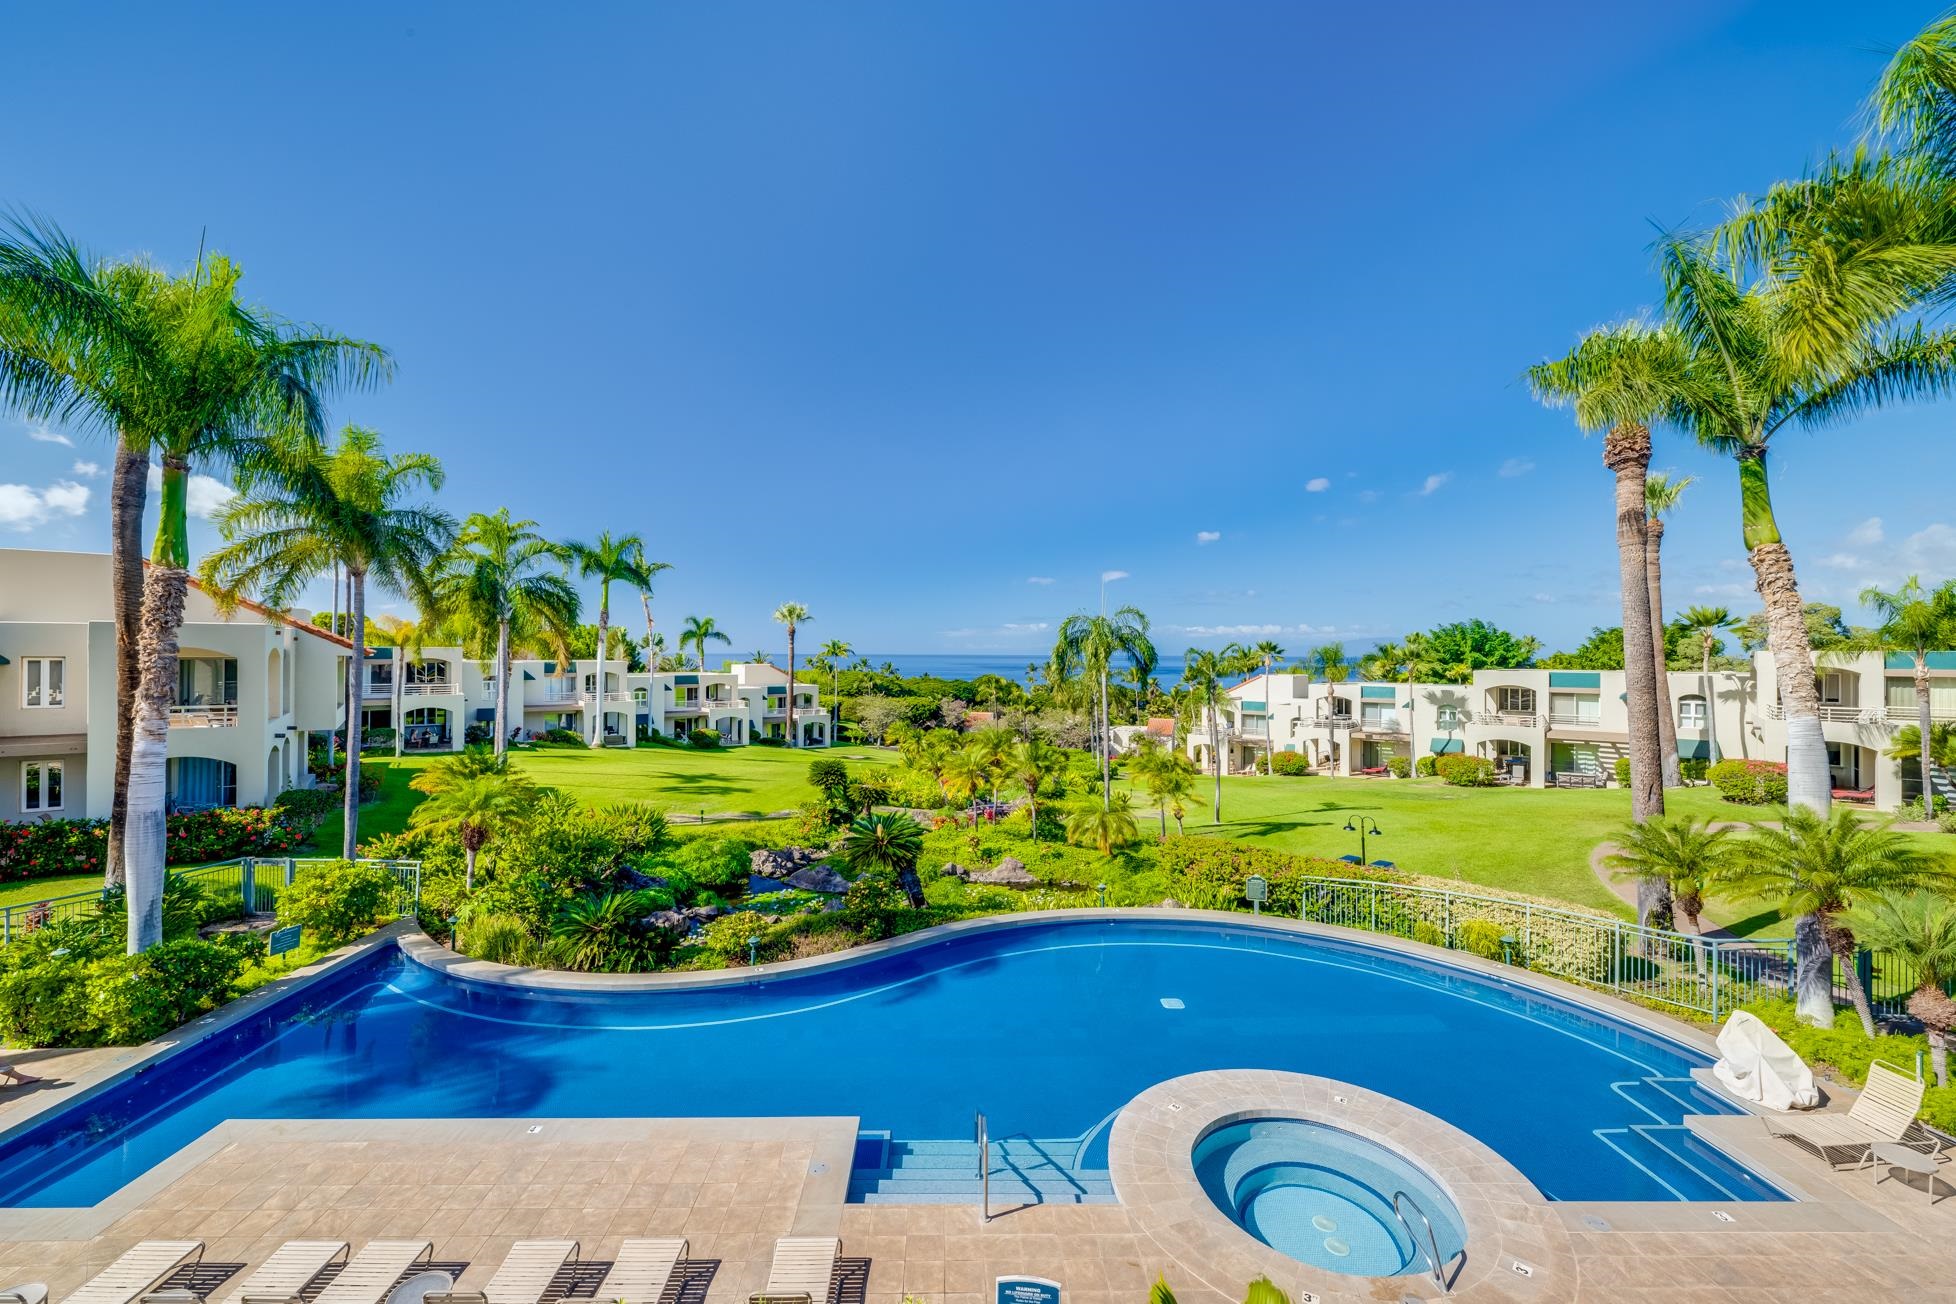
[0,872,101,910]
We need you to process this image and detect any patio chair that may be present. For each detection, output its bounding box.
[0,1285,48,1304]
[0,1063,46,1087]
[64,1242,204,1304]
[589,1239,687,1304]
[215,1241,349,1304]
[309,1243,436,1304]
[747,1239,839,1304]
[427,1240,578,1304]
[1765,1060,1946,1169]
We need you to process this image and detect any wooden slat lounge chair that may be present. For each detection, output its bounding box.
[64,1243,205,1304]
[589,1240,686,1304]
[429,1241,578,1304]
[747,1238,838,1304]
[1766,1061,1947,1169]
[310,1243,435,1304]
[219,1241,349,1304]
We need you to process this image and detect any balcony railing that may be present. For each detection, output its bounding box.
[533,691,587,706]
[1310,715,1356,731]
[1887,704,1956,722]
[1547,713,1605,729]
[168,703,237,728]
[402,682,460,696]
[1763,703,1879,723]
[1473,710,1541,728]
[1357,715,1406,733]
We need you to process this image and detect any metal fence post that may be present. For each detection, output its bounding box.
[241,857,256,917]
[285,857,296,887]
[1611,920,1622,993]
[1711,945,1721,1023]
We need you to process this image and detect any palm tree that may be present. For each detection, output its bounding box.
[1861,576,1956,806]
[371,614,431,759]
[1527,322,1691,855]
[0,224,387,907]
[434,510,579,758]
[774,602,812,747]
[629,541,672,655]
[1065,791,1140,858]
[1007,737,1062,839]
[568,532,651,748]
[200,426,453,865]
[1248,639,1286,776]
[681,614,731,672]
[835,811,927,908]
[408,764,544,889]
[818,638,851,740]
[1131,740,1199,837]
[939,745,988,824]
[1603,815,1736,934]
[1309,643,1349,684]
[1644,473,1692,787]
[1722,807,1955,1031]
[1679,605,1739,762]
[1887,722,1956,788]
[1838,892,1956,1087]
[1050,608,1155,808]
[1659,232,1956,816]
[1181,646,1238,824]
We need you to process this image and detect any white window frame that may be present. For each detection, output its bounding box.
[21,656,64,709]
[21,759,63,812]
[1678,697,1708,729]
[1434,704,1460,728]
[1496,686,1534,713]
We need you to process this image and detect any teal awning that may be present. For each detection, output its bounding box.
[522,670,537,681]
[1887,651,1956,670]
[543,661,557,675]
[675,674,699,686]
[1430,738,1463,754]
[1360,685,1397,700]
[0,654,9,665]
[1239,700,1266,712]
[1678,739,1711,760]
[1549,671,1601,688]
[766,685,786,696]
[370,646,394,660]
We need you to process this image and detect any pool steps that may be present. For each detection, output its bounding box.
[847,1137,1116,1204]
[1590,1077,1790,1203]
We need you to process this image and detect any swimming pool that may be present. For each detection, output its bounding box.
[0,916,1786,1209]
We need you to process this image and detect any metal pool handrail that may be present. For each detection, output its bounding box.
[975,1109,990,1223]
[1392,1188,1455,1294]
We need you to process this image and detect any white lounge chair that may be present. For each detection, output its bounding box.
[1766,1060,1948,1169]
[310,1243,435,1304]
[428,1241,578,1304]
[215,1242,350,1304]
[590,1241,686,1304]
[64,1243,205,1304]
[0,1284,49,1304]
[747,1239,838,1304]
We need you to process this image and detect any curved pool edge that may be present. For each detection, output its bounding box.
[1108,1070,1576,1300]
[399,906,1733,1064]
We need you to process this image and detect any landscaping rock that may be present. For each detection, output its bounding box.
[750,847,821,878]
[940,862,969,879]
[1158,898,1184,909]
[971,858,1036,886]
[784,865,849,895]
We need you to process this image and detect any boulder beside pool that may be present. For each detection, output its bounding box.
[783,865,849,894]
[971,857,1036,886]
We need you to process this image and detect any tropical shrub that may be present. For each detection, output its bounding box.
[0,935,250,1047]
[312,758,384,802]
[1415,755,1439,778]
[1900,794,1952,821]
[0,806,312,882]
[1386,756,1412,779]
[1434,754,1497,787]
[542,727,583,746]
[1454,919,1508,961]
[1681,757,1710,782]
[642,835,750,896]
[272,788,337,824]
[550,891,669,972]
[1156,838,1406,914]
[1708,759,1788,805]
[277,858,399,944]
[457,913,542,965]
[1939,810,1956,835]
[689,727,721,749]
[1270,752,1311,776]
[1411,921,1446,947]
[1614,756,1632,789]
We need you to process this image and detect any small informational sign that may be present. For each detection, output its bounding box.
[268,924,303,956]
[1245,874,1268,914]
[996,1278,1061,1304]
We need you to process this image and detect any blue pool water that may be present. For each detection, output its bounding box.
[0,918,1787,1209]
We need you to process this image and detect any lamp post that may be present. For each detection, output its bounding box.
[1097,883,1108,907]
[1344,816,1383,864]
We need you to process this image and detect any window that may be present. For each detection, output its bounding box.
[21,760,62,812]
[1549,692,1600,724]
[1434,704,1460,728]
[632,687,648,704]
[22,657,63,708]
[1678,696,1707,729]
[1496,687,1534,714]
[1816,671,1851,705]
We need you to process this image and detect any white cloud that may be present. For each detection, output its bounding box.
[1417,472,1453,496]
[1168,621,1378,639]
[72,460,103,478]
[1817,552,1865,570]
[941,621,1052,641]
[1901,522,1956,573]
[1847,517,1885,547]
[1100,569,1130,583]
[1026,576,1055,585]
[25,425,72,447]
[1531,593,1557,604]
[1357,489,1380,504]
[1195,530,1221,545]
[1695,582,1752,598]
[146,463,235,519]
[1499,458,1535,478]
[1305,477,1330,493]
[0,479,92,529]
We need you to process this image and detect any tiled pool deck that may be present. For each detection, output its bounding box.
[3,917,1955,1302]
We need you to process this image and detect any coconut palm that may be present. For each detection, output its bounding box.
[1131,739,1199,837]
[835,811,927,909]
[1603,815,1736,934]
[1861,576,1956,805]
[1065,791,1140,858]
[567,532,651,748]
[1679,605,1739,762]
[371,614,432,759]
[1837,892,1956,1086]
[967,726,1015,807]
[1887,722,1956,783]
[434,510,579,758]
[818,638,851,738]
[1310,643,1350,684]
[774,602,812,747]
[681,614,731,672]
[1645,473,1692,787]
[1527,321,1691,852]
[1248,639,1286,776]
[1007,737,1063,839]
[1181,645,1238,824]
[408,764,544,889]
[1049,608,1155,807]
[1721,807,1955,1031]
[1658,232,1956,816]
[939,745,989,823]
[200,426,453,866]
[629,541,672,654]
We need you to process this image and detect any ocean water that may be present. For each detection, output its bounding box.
[782,652,1192,684]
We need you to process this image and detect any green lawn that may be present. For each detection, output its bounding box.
[0,872,101,910]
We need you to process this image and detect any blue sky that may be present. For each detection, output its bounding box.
[5,1,1953,657]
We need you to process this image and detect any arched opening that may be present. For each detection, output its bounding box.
[266,647,283,718]
[266,747,283,800]
[1476,737,1533,786]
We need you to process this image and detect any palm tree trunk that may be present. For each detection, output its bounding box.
[1605,425,1668,928]
[123,560,186,954]
[1833,940,1878,1038]
[105,440,147,888]
[1647,517,1682,788]
[392,650,404,759]
[1099,668,1111,808]
[897,864,925,909]
[1701,642,1722,766]
[342,571,367,860]
[1929,1026,1950,1090]
[465,842,478,891]
[1739,451,1830,815]
[1917,654,1938,806]
[1793,912,1835,1027]
[1210,702,1223,823]
[494,617,512,757]
[327,561,340,768]
[786,627,797,748]
[590,596,608,748]
[640,590,655,657]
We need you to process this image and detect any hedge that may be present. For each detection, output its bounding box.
[0,806,314,883]
[1434,754,1498,787]
[1709,759,1787,805]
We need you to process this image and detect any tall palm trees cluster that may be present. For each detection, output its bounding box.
[1535,14,1956,1018]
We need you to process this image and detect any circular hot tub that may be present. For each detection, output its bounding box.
[1193,1118,1467,1277]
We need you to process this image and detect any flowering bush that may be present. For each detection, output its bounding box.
[1434,754,1498,786]
[1270,751,1311,776]
[0,806,311,883]
[1708,758,1787,805]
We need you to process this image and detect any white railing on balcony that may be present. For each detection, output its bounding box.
[534,691,587,706]
[1473,710,1541,728]
[1764,703,1878,723]
[168,703,238,727]
[1886,703,1956,722]
[1547,713,1604,729]
[604,692,635,704]
[1311,715,1357,730]
[1357,714,1405,733]
[402,682,460,696]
